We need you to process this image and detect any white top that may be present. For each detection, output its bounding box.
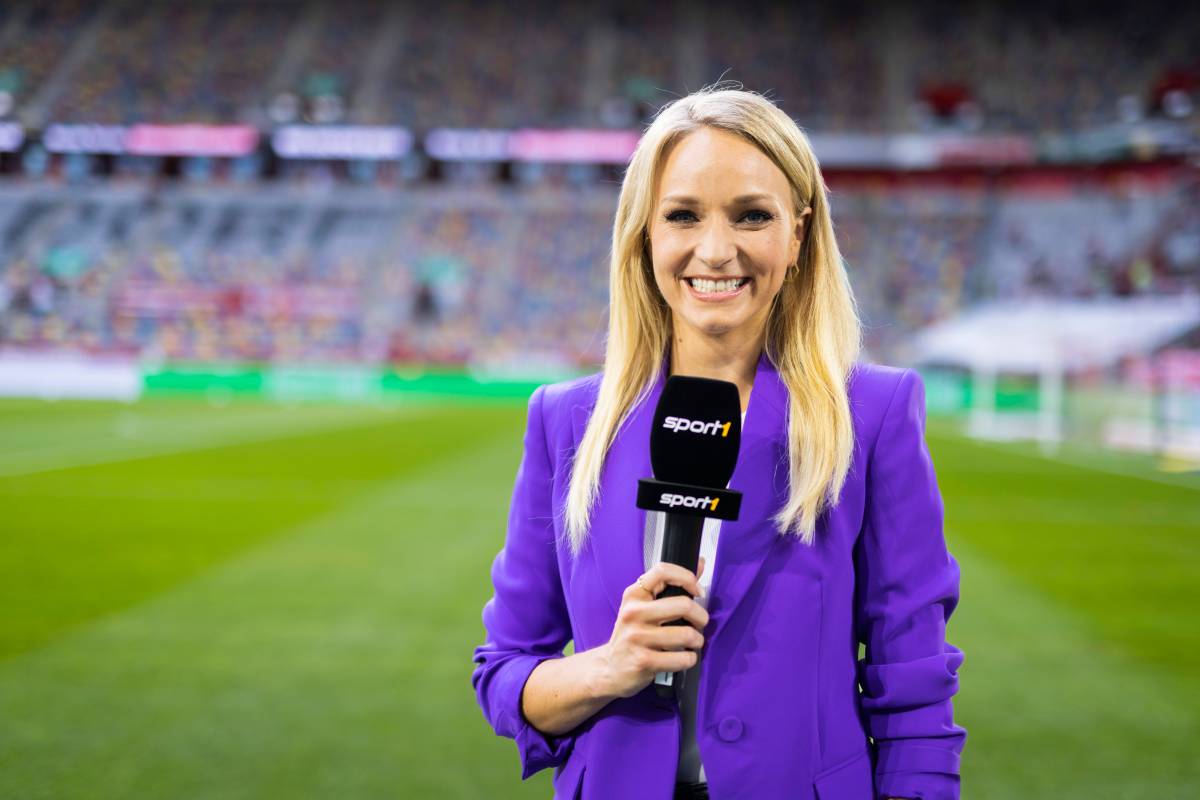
[642,508,721,783]
[642,409,744,784]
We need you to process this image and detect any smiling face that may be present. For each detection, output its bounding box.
[648,125,810,347]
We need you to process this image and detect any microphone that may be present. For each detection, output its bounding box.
[636,374,743,698]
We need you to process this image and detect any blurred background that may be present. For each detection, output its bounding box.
[0,0,1197,797]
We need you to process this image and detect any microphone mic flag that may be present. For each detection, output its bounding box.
[636,374,744,697]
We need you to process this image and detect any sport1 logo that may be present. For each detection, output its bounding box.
[662,416,732,437]
[659,492,720,512]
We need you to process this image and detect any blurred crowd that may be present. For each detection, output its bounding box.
[50,2,292,124]
[0,0,1196,133]
[0,168,1195,367]
[0,0,95,115]
[1,0,1197,369]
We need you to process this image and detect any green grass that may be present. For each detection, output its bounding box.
[0,399,1197,798]
[924,418,1200,797]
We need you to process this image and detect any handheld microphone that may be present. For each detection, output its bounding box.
[636,374,743,698]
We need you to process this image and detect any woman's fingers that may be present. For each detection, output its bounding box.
[617,593,708,630]
[637,621,705,652]
[636,594,709,629]
[626,560,703,601]
[606,558,712,696]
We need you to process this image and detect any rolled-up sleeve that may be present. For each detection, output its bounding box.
[854,369,967,800]
[471,384,576,779]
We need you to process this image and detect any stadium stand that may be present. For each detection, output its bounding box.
[0,0,1196,370]
[50,1,297,124]
[0,0,1195,131]
[283,0,389,124]
[0,0,97,118]
[1,166,1195,366]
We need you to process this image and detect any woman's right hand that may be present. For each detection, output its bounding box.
[590,558,709,700]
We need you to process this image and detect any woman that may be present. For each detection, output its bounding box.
[472,86,966,800]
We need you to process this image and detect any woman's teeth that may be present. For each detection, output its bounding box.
[688,277,747,294]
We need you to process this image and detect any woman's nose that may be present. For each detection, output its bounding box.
[694,220,736,268]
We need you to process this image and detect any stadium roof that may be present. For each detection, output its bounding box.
[912,295,1200,373]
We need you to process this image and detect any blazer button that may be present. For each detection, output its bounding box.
[717,716,743,742]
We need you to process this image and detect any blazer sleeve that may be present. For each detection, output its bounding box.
[853,369,967,800]
[471,383,576,779]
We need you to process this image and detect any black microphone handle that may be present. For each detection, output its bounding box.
[658,511,705,596]
[654,511,705,699]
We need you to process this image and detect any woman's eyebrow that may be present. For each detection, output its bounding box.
[659,193,776,206]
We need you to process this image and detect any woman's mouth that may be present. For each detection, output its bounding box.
[683,276,751,301]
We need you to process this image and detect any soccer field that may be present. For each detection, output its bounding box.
[1,397,1197,799]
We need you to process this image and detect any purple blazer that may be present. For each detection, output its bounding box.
[472,350,966,799]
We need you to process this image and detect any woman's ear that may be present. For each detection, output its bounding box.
[792,206,812,263]
[795,206,812,237]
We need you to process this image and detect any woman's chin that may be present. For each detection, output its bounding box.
[682,313,749,339]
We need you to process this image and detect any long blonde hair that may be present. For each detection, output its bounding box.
[564,85,862,556]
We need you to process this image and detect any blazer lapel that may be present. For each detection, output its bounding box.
[705,351,790,639]
[574,360,667,619]
[574,351,789,634]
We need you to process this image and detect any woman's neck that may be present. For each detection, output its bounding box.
[668,328,763,414]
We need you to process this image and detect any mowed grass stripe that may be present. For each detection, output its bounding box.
[0,400,527,661]
[948,534,1199,798]
[925,425,1200,682]
[0,399,411,478]
[927,419,1200,495]
[0,411,550,800]
[1,401,1196,798]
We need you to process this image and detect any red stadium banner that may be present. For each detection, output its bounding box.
[932,134,1037,166]
[117,283,359,319]
[240,285,360,318]
[507,129,641,163]
[117,284,222,315]
[125,124,260,157]
[889,133,1037,168]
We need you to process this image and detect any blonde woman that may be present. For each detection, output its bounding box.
[472,86,966,800]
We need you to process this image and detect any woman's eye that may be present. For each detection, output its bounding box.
[741,209,774,224]
[663,209,774,224]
